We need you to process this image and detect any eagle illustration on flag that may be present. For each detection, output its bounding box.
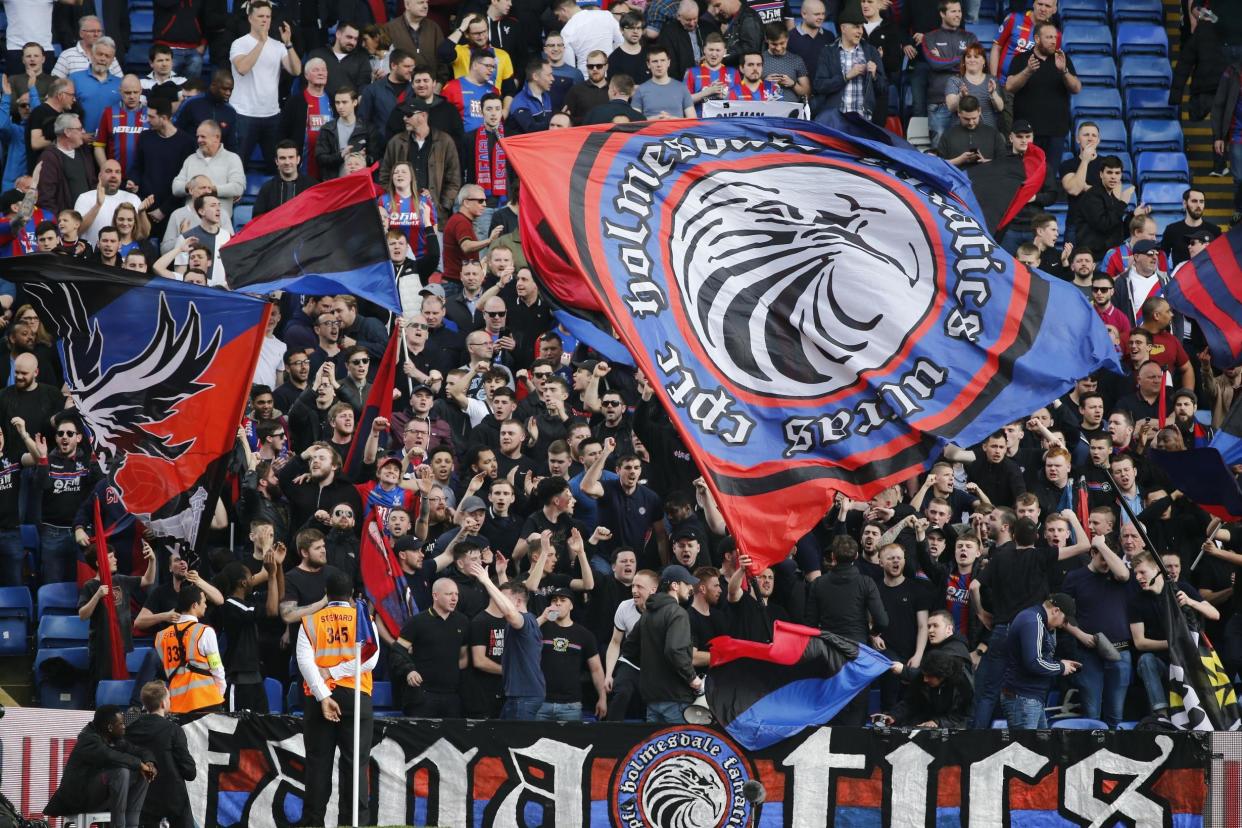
[504,119,1120,570]
[1,257,271,547]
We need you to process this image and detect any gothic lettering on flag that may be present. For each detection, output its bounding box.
[505,119,1118,569]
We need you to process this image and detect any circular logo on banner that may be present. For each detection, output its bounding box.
[610,727,755,828]
[667,162,938,400]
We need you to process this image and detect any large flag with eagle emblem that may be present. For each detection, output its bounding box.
[505,119,1120,570]
[0,256,271,548]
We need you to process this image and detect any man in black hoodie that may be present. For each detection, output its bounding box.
[638,564,703,723]
[44,705,156,828]
[804,534,887,725]
[886,650,974,729]
[126,680,198,828]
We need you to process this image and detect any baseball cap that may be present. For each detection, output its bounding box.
[377,455,403,470]
[1047,592,1077,625]
[393,535,425,553]
[671,524,701,544]
[419,283,446,298]
[548,586,575,601]
[1132,239,1160,256]
[573,358,599,373]
[1188,228,1215,244]
[399,97,433,116]
[1010,119,1034,135]
[660,564,700,587]
[410,383,434,396]
[459,495,488,513]
[1173,388,1197,405]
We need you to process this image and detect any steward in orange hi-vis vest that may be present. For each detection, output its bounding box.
[154,584,225,714]
[296,568,378,827]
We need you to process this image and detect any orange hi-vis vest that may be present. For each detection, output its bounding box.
[156,620,224,714]
[303,603,373,697]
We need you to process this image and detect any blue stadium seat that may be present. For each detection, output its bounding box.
[1118,720,1140,730]
[286,683,303,717]
[1118,152,1135,185]
[1063,24,1114,56]
[1112,0,1165,25]
[1071,88,1123,119]
[264,677,283,713]
[371,680,401,718]
[965,22,994,49]
[33,646,90,709]
[131,9,153,33]
[233,203,253,230]
[990,719,1008,728]
[127,646,154,676]
[0,586,32,656]
[37,614,88,649]
[1129,118,1184,153]
[1150,210,1184,233]
[1051,717,1109,729]
[38,581,79,617]
[96,679,135,707]
[1115,22,1169,58]
[244,172,265,199]
[1120,56,1174,89]
[1125,87,1178,121]
[1081,119,1128,153]
[1073,55,1119,87]
[1059,0,1108,23]
[1140,181,1188,210]
[1136,151,1191,184]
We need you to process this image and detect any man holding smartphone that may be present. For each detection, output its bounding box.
[936,95,1006,167]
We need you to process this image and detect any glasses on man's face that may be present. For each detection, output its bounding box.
[601,399,623,407]
[408,322,429,330]
[349,358,370,366]
[288,359,310,367]
[587,63,606,69]
[485,310,506,317]
[533,371,553,379]
[270,431,286,439]
[57,430,78,438]
[1091,286,1112,293]
[333,510,354,519]
[465,197,486,203]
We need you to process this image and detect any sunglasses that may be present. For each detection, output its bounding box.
[465,197,486,203]
[601,400,623,407]
[533,371,553,379]
[1091,286,1112,292]
[485,310,506,317]
[408,322,429,330]
[587,63,606,69]
[349,358,370,366]
[270,431,286,438]
[57,430,78,437]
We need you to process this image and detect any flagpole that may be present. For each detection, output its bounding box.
[353,633,361,828]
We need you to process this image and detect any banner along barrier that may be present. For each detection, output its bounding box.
[178,715,1209,828]
[0,709,1213,827]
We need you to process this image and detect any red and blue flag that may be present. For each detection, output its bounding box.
[505,118,1119,571]
[219,173,400,312]
[344,324,401,479]
[0,255,270,547]
[1165,225,1242,369]
[360,509,412,639]
[706,621,891,749]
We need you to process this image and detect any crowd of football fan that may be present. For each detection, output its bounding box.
[0,0,1239,763]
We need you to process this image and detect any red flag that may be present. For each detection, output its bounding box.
[1075,475,1090,531]
[360,509,411,638]
[345,325,401,479]
[93,499,128,680]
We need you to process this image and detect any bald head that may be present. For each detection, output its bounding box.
[12,353,38,389]
[431,576,460,613]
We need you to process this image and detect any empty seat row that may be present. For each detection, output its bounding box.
[1063,22,1169,58]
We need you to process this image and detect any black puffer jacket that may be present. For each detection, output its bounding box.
[804,562,888,643]
[638,591,698,704]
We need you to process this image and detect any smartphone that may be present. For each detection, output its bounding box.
[499,327,511,339]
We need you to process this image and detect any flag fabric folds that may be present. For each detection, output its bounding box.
[705,621,891,750]
[344,325,401,479]
[504,118,1119,571]
[1211,398,1242,467]
[0,256,270,547]
[1163,585,1241,731]
[219,173,400,312]
[93,499,127,680]
[1164,225,1242,368]
[1148,448,1242,520]
[360,510,412,638]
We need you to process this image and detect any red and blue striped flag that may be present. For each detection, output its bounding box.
[1165,226,1242,368]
